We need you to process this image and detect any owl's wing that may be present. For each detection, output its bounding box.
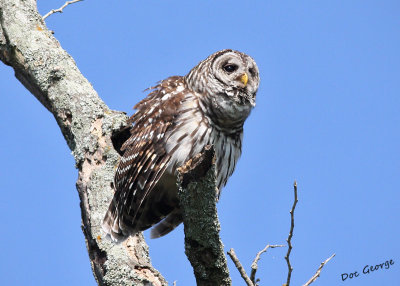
[102,76,186,242]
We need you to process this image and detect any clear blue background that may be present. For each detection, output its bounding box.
[1,1,399,285]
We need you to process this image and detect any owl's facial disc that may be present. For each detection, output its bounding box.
[212,51,259,105]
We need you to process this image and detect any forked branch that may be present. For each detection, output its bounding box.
[250,244,285,284]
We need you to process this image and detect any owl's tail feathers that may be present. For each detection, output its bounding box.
[150,209,183,239]
[102,200,135,243]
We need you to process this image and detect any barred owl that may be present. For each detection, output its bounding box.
[102,49,260,241]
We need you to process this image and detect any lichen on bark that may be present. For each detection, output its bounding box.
[177,146,231,286]
[0,1,166,285]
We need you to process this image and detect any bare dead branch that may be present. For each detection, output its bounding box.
[42,0,83,20]
[303,254,336,286]
[250,244,285,284]
[284,181,298,286]
[177,145,231,286]
[227,248,254,286]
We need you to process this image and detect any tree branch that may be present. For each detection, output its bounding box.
[0,1,165,285]
[227,249,253,286]
[227,182,333,286]
[303,254,335,286]
[284,181,298,286]
[250,244,285,284]
[42,0,84,20]
[177,145,232,286]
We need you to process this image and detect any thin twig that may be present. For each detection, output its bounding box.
[250,244,285,284]
[173,281,177,286]
[284,181,298,286]
[42,0,83,20]
[303,254,336,286]
[227,249,253,286]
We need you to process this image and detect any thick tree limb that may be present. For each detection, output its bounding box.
[177,146,232,286]
[0,1,166,285]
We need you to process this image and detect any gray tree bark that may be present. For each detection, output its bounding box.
[0,1,165,285]
[0,1,231,285]
[178,146,231,286]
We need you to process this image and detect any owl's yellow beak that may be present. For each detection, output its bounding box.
[240,73,248,87]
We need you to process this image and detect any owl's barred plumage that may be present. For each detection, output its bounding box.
[102,49,260,241]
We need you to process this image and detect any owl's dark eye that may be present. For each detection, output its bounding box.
[223,64,238,73]
[249,68,256,77]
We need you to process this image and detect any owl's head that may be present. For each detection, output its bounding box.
[185,49,260,107]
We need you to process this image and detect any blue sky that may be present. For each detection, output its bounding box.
[1,1,399,285]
